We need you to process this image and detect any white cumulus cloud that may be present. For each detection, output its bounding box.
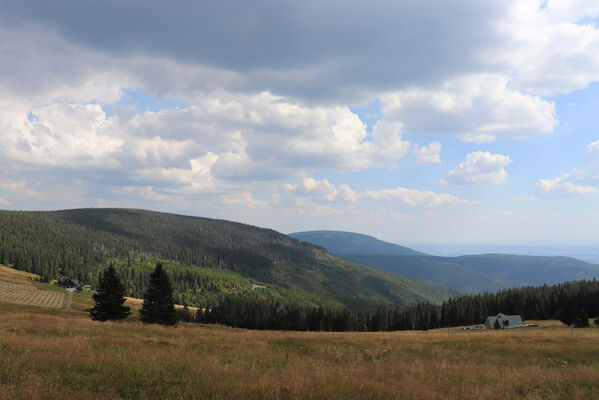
[536,140,599,198]
[411,141,442,164]
[285,178,358,203]
[443,151,512,185]
[380,74,557,141]
[285,178,473,208]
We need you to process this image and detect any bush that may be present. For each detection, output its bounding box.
[176,306,194,323]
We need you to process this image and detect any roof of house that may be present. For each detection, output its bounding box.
[58,277,79,286]
[486,313,524,328]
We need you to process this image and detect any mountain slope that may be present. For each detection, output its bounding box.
[289,229,599,293]
[289,230,424,255]
[340,253,599,293]
[0,208,459,312]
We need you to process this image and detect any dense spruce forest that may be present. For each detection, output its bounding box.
[0,208,459,313]
[289,231,424,256]
[198,279,599,331]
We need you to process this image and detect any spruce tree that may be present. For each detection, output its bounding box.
[140,263,178,325]
[89,263,130,321]
[559,298,577,327]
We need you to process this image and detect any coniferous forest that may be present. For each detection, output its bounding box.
[0,208,459,313]
[198,279,599,331]
[2,208,598,332]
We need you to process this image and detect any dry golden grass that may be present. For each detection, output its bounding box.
[1,298,599,400]
[0,265,40,285]
[2,266,598,399]
[124,296,199,313]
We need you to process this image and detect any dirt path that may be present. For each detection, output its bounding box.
[65,288,75,310]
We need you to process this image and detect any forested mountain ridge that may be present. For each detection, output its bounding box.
[340,253,599,293]
[290,230,423,255]
[0,208,459,312]
[289,229,599,293]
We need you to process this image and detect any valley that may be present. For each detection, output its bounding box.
[291,230,599,293]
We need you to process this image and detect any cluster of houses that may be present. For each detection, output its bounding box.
[57,277,91,290]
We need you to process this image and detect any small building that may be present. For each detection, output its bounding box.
[57,277,79,289]
[485,313,524,329]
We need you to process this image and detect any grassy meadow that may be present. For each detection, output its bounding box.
[1,267,599,399]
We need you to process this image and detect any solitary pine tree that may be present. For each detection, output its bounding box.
[89,263,130,321]
[140,263,177,325]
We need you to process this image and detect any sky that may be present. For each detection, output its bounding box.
[1,0,599,247]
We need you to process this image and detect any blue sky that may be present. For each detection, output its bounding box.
[1,0,599,247]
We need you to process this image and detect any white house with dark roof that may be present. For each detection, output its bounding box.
[485,313,524,329]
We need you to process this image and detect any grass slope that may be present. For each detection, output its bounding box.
[0,209,457,311]
[2,295,599,399]
[340,253,599,293]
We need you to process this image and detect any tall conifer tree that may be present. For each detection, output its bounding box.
[140,263,178,325]
[89,263,130,321]
[559,297,577,327]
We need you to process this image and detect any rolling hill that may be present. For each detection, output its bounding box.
[291,230,599,293]
[340,253,599,293]
[0,208,459,312]
[289,231,423,255]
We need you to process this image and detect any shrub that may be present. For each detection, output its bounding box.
[176,306,194,323]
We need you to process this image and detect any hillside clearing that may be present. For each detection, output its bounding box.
[0,266,40,285]
[0,266,65,308]
[0,280,65,308]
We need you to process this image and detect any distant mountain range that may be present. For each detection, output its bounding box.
[0,209,458,312]
[290,230,599,293]
[411,244,599,264]
[289,231,423,256]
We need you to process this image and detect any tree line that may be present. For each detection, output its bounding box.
[92,261,599,330]
[198,279,599,331]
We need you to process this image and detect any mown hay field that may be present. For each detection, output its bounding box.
[1,299,599,400]
[0,280,65,308]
